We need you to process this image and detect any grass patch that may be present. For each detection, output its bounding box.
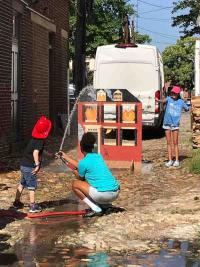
[189,149,200,174]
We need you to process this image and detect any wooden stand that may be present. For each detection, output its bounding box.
[191,96,200,148]
[78,89,142,173]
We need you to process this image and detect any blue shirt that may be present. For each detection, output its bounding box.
[78,153,120,192]
[163,96,189,127]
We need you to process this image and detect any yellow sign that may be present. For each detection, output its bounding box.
[97,90,106,101]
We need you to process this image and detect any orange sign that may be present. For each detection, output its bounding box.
[122,104,135,123]
[85,106,97,122]
[97,90,106,101]
[122,110,135,122]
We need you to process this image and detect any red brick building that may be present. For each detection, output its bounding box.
[0,0,69,156]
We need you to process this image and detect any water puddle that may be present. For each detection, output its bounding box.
[1,203,200,267]
[2,237,200,266]
[142,161,153,174]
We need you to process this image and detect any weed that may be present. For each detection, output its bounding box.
[189,150,200,174]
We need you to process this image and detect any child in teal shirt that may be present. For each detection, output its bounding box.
[59,132,120,217]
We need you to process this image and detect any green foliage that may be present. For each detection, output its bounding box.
[135,32,151,44]
[85,0,133,57]
[87,70,94,85]
[162,37,197,90]
[189,149,200,174]
[172,0,200,36]
[69,2,76,60]
[69,0,151,60]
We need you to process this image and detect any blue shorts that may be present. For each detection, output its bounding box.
[20,166,37,190]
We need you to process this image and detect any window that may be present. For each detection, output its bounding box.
[103,127,117,145]
[103,104,117,123]
[120,128,137,146]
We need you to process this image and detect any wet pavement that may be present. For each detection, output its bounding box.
[1,112,200,266]
[2,202,200,266]
[2,220,200,267]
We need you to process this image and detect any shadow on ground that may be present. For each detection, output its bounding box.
[38,198,78,209]
[143,128,165,140]
[0,233,19,265]
[102,206,126,215]
[37,195,126,218]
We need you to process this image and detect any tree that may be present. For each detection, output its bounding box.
[162,37,197,90]
[69,0,151,60]
[70,0,151,92]
[85,0,132,57]
[74,0,87,94]
[172,0,200,36]
[134,32,151,44]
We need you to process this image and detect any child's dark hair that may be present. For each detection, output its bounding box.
[80,132,96,153]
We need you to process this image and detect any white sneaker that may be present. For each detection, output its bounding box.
[165,160,173,167]
[173,160,180,167]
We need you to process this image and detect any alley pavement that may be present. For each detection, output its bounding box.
[1,112,200,253]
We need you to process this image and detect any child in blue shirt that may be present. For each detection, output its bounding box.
[59,132,120,217]
[157,86,189,167]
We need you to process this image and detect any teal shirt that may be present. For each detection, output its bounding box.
[78,153,120,192]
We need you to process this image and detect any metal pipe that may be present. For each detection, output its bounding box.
[19,0,28,6]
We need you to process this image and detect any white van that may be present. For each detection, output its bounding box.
[93,44,165,128]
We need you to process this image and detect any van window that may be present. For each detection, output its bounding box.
[97,62,158,91]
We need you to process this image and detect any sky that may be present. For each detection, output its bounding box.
[130,0,182,52]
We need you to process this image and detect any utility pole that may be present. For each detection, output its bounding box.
[131,20,136,46]
[136,0,139,32]
[74,0,87,95]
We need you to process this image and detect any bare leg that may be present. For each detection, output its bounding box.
[29,190,35,204]
[165,130,173,160]
[15,184,24,201]
[172,130,179,161]
[72,180,102,212]
[72,180,90,200]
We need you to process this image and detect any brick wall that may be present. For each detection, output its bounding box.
[20,12,50,140]
[20,8,34,140]
[20,0,69,139]
[0,0,12,156]
[19,0,69,140]
[32,23,49,117]
[0,0,69,156]
[50,0,69,115]
[46,0,69,120]
[33,0,69,116]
